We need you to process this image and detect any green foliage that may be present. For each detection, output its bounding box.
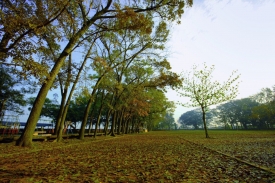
[210,86,275,130]
[67,94,90,123]
[0,66,26,114]
[214,98,259,129]
[251,102,275,129]
[250,86,275,129]
[27,97,59,122]
[179,109,201,129]
[12,0,194,146]
[251,87,275,104]
[177,63,240,137]
[178,63,240,108]
[158,113,175,130]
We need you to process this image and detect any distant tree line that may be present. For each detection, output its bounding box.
[179,86,275,130]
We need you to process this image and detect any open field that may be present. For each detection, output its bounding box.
[0,130,275,182]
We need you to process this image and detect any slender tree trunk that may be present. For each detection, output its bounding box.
[54,75,67,135]
[58,41,96,138]
[125,118,131,134]
[131,117,135,133]
[79,75,105,139]
[0,99,7,118]
[109,111,116,136]
[15,7,112,147]
[104,109,112,136]
[54,90,67,139]
[94,90,105,137]
[94,104,103,138]
[88,114,94,135]
[79,97,93,140]
[56,101,71,142]
[202,107,210,138]
[117,111,123,135]
[55,53,74,142]
[122,118,128,134]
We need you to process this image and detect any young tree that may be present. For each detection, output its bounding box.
[177,63,240,138]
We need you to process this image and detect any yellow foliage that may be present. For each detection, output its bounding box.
[115,6,153,35]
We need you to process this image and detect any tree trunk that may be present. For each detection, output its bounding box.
[0,99,7,118]
[79,75,105,139]
[16,80,57,147]
[79,97,93,140]
[109,111,116,136]
[104,109,112,136]
[15,7,111,147]
[131,117,135,133]
[117,111,123,135]
[202,107,210,138]
[88,114,94,135]
[125,118,130,134]
[94,104,103,138]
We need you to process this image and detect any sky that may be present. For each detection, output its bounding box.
[166,0,275,122]
[7,0,275,124]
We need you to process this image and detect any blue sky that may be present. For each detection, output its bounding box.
[12,0,275,123]
[167,0,275,121]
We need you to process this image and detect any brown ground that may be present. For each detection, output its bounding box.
[0,130,275,182]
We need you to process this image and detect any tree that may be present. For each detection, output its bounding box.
[27,97,59,123]
[16,0,193,147]
[214,98,259,129]
[250,86,275,129]
[177,63,240,138]
[251,103,275,129]
[0,66,26,116]
[0,0,69,77]
[179,109,203,129]
[251,87,275,104]
[159,113,175,130]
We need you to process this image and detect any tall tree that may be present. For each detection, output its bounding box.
[16,0,193,147]
[177,63,240,138]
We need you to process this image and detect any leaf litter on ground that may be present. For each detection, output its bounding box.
[0,130,274,182]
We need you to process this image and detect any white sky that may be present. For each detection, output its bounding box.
[166,0,275,121]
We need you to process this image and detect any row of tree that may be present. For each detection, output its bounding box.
[179,87,275,130]
[0,0,193,147]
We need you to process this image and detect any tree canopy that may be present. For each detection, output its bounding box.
[1,0,194,147]
[177,63,240,138]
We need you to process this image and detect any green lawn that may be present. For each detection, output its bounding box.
[0,130,274,182]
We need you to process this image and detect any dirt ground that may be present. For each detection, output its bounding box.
[0,130,275,182]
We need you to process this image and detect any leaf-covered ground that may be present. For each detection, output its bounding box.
[0,130,275,182]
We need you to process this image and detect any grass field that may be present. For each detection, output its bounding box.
[0,130,274,182]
